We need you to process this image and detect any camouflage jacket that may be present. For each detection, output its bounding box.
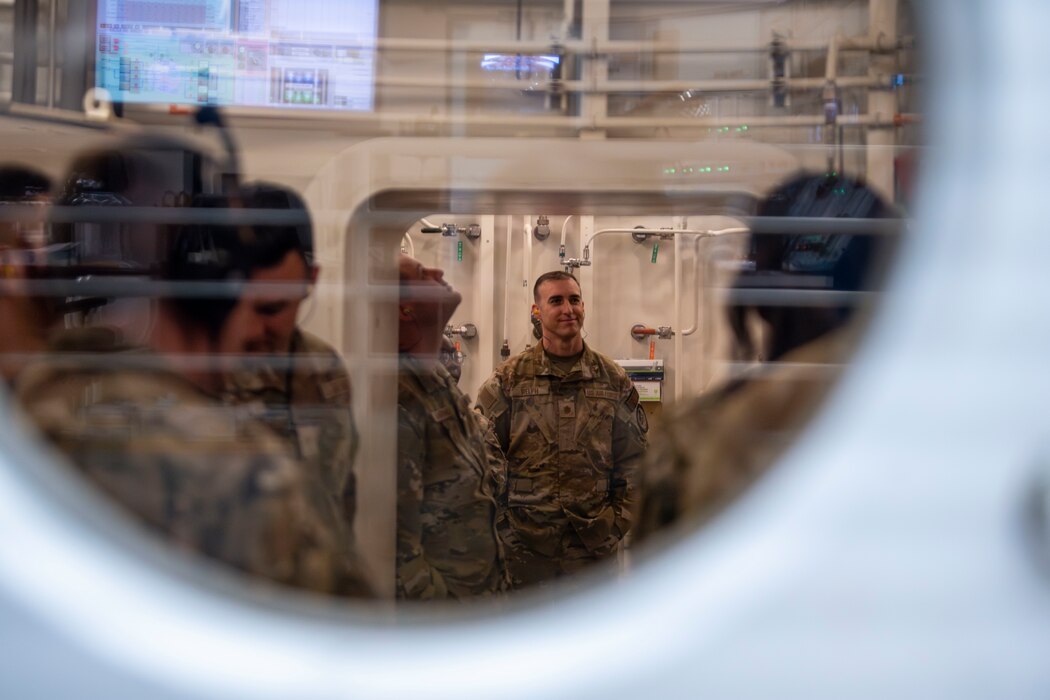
[224,329,359,531]
[475,343,648,558]
[636,330,851,538]
[17,346,373,598]
[397,354,505,600]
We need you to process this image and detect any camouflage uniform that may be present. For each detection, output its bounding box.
[475,342,648,588]
[397,354,505,600]
[224,329,359,531]
[16,339,373,598]
[636,330,851,537]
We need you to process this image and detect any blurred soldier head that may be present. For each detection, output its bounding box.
[0,165,51,249]
[398,253,462,356]
[532,270,585,349]
[53,135,225,345]
[160,190,314,392]
[731,172,895,361]
[54,133,219,270]
[235,182,317,355]
[0,165,54,382]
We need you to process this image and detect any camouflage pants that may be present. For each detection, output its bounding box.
[501,525,621,590]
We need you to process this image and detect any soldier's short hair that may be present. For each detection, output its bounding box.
[532,270,580,303]
[52,134,218,266]
[0,165,51,203]
[0,165,51,247]
[164,191,253,340]
[238,182,314,269]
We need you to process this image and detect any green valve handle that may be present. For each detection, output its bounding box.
[651,242,659,263]
[457,240,463,262]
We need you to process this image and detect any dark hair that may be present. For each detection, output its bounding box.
[733,172,896,360]
[163,192,254,340]
[163,185,314,340]
[52,135,214,268]
[237,181,314,269]
[0,165,51,202]
[533,270,580,303]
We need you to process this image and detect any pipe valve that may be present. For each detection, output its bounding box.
[445,323,478,340]
[631,324,675,342]
[421,223,482,239]
[562,257,591,273]
[533,216,551,241]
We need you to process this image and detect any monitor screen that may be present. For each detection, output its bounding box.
[95,0,378,111]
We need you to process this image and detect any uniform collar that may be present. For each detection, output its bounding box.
[528,341,598,380]
[400,352,451,392]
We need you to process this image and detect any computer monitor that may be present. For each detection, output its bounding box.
[95,0,378,111]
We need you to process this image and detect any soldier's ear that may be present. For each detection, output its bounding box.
[531,304,540,318]
[400,305,414,321]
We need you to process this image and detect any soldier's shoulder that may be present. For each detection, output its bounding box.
[397,359,425,398]
[18,363,298,480]
[294,329,341,359]
[293,329,352,395]
[20,329,137,396]
[47,325,126,353]
[493,347,540,380]
[397,358,440,413]
[18,360,199,409]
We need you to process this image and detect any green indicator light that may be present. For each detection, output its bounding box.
[725,166,731,172]
[705,167,712,173]
[742,125,749,131]
[457,240,463,262]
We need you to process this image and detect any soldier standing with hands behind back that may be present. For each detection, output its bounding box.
[476,271,648,589]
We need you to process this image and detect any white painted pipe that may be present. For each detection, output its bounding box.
[523,216,531,345]
[868,0,900,201]
[207,108,907,134]
[596,113,897,129]
[47,0,56,110]
[826,35,841,84]
[583,226,749,262]
[559,215,574,260]
[369,35,910,56]
[680,235,706,338]
[374,75,888,94]
[673,222,684,403]
[560,0,575,42]
[573,76,886,94]
[503,215,514,344]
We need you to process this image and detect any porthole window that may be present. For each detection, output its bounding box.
[13,2,1048,699]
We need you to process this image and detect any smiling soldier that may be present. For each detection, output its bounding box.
[475,271,648,589]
